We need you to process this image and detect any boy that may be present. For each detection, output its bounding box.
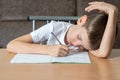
[7,2,118,58]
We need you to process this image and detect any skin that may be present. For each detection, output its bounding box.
[65,20,91,51]
[85,2,118,58]
[7,2,118,58]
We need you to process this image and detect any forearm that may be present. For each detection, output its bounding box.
[7,40,50,54]
[7,40,69,57]
[90,7,118,58]
[98,8,118,57]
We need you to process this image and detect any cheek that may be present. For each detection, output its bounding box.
[70,36,78,45]
[72,39,81,46]
[71,35,78,42]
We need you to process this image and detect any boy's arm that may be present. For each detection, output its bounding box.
[7,34,50,54]
[85,2,118,58]
[7,34,69,57]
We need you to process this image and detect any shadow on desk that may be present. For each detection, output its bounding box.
[109,49,120,58]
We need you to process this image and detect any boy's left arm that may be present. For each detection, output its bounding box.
[85,2,118,58]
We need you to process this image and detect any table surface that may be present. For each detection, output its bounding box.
[0,49,120,80]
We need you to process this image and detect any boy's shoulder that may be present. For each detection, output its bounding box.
[49,20,73,33]
[50,20,68,24]
[50,20,73,27]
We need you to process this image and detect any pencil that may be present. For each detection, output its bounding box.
[51,32,62,45]
[51,32,70,56]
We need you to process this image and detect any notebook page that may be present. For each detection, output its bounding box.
[52,51,91,63]
[10,54,52,63]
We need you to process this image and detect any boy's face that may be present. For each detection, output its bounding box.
[69,26,91,51]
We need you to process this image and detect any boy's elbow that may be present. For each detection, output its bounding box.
[6,40,16,53]
[90,50,110,59]
[99,49,112,59]
[6,41,12,52]
[97,54,108,59]
[96,51,110,59]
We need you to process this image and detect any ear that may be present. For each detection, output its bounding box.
[77,15,88,25]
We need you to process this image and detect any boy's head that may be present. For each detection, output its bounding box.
[67,12,108,50]
[82,13,108,50]
[67,12,108,51]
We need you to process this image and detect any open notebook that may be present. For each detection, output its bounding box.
[10,50,91,64]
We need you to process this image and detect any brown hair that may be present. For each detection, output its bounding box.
[83,13,108,50]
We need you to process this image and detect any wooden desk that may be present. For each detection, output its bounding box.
[0,49,120,80]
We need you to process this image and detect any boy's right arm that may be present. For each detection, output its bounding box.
[7,34,69,57]
[85,2,118,58]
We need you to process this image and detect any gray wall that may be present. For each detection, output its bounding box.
[0,0,120,48]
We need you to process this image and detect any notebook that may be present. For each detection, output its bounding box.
[10,50,91,64]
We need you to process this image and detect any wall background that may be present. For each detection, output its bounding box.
[0,0,120,48]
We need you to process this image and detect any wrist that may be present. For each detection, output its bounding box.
[109,6,118,15]
[108,7,118,20]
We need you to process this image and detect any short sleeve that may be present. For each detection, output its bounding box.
[30,22,52,44]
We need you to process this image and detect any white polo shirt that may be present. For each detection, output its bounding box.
[30,21,73,45]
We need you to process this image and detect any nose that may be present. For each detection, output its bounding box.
[71,42,86,50]
[72,41,85,50]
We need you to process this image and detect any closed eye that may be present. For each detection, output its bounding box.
[77,35,82,41]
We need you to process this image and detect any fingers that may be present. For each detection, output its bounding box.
[53,44,69,57]
[61,45,69,51]
[58,45,69,57]
[58,49,68,57]
[85,1,105,12]
[88,1,104,5]
[85,5,98,12]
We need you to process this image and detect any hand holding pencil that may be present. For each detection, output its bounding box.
[50,32,69,57]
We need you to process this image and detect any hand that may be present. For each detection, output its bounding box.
[85,2,118,14]
[48,44,69,57]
